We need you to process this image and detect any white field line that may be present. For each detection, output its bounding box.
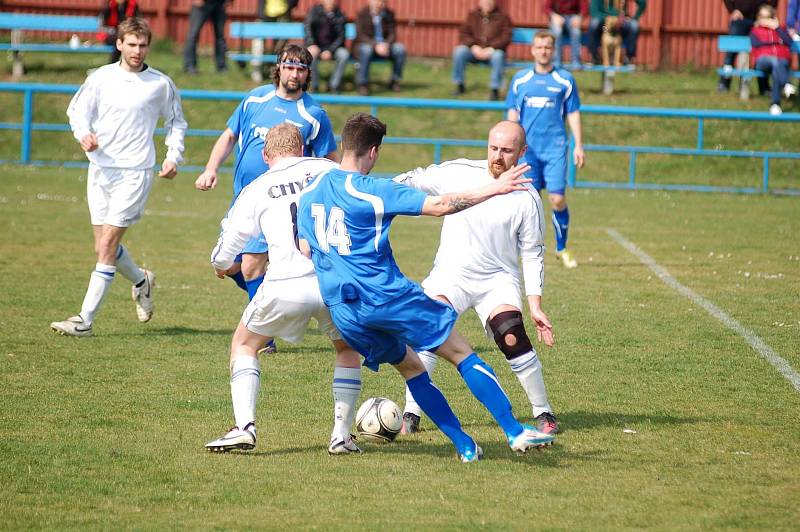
[605,228,800,392]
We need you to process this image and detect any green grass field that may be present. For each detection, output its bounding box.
[1,46,799,529]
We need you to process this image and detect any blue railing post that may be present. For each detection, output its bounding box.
[433,142,442,164]
[21,88,33,164]
[697,117,704,150]
[762,156,769,193]
[370,103,378,116]
[628,151,637,188]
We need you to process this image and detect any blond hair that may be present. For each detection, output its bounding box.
[264,123,303,160]
[117,17,152,45]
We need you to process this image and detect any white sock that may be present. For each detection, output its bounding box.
[331,366,362,440]
[403,350,438,417]
[230,354,260,430]
[79,263,116,325]
[115,245,145,285]
[507,350,553,417]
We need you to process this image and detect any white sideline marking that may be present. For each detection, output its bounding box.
[606,228,800,392]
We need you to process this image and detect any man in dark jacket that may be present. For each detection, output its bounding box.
[304,0,350,93]
[452,0,513,100]
[353,0,406,95]
[183,0,231,74]
[718,0,779,92]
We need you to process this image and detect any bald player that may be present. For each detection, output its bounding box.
[394,120,560,436]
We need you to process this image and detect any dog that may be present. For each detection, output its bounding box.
[601,15,623,67]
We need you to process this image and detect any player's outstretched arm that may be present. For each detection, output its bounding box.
[195,128,237,191]
[527,295,554,347]
[567,110,585,169]
[421,163,530,217]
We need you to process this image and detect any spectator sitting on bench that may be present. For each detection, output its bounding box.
[452,0,512,101]
[546,0,588,69]
[717,0,778,93]
[751,4,797,115]
[98,0,140,63]
[587,0,646,65]
[353,0,406,95]
[304,0,350,93]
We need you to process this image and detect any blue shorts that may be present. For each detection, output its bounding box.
[525,152,567,195]
[242,233,268,254]
[329,285,458,371]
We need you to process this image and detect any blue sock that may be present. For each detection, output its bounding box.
[457,353,523,438]
[245,275,264,301]
[406,372,475,455]
[552,207,570,252]
[227,271,248,292]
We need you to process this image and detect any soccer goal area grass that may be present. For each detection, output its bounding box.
[1,163,798,528]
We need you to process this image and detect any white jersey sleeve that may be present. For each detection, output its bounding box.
[67,73,99,143]
[393,159,486,195]
[160,76,187,165]
[210,190,260,271]
[518,189,546,296]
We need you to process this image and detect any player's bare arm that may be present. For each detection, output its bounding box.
[421,163,530,217]
[527,295,554,347]
[567,110,585,169]
[196,128,237,191]
[507,109,520,122]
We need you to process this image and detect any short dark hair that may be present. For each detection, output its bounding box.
[117,17,152,45]
[341,113,387,157]
[271,44,313,91]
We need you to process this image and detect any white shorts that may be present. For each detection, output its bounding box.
[87,163,154,227]
[421,269,522,336]
[241,274,342,343]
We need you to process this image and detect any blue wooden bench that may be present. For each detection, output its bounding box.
[0,13,113,79]
[228,21,357,81]
[716,35,800,99]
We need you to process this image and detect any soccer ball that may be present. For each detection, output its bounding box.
[355,397,403,443]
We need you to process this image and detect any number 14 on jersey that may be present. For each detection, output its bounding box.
[311,204,352,255]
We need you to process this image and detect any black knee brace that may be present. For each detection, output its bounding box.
[488,311,533,360]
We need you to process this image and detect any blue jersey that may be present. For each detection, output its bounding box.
[505,67,580,157]
[298,168,427,307]
[227,84,337,199]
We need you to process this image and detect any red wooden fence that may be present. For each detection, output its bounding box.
[1,0,792,68]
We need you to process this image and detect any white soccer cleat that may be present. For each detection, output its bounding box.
[205,424,256,452]
[50,315,93,337]
[556,249,578,269]
[769,104,783,116]
[328,434,363,455]
[508,424,555,453]
[132,270,155,322]
[782,83,797,99]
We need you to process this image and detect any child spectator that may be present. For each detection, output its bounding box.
[751,4,797,115]
[98,0,140,63]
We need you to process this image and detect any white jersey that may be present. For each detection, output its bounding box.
[67,62,187,169]
[394,158,546,296]
[211,156,337,281]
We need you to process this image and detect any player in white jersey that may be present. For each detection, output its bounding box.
[395,121,560,435]
[204,124,364,455]
[51,17,187,337]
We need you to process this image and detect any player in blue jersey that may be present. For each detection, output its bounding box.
[506,30,585,269]
[195,45,338,300]
[297,113,556,462]
[196,44,337,353]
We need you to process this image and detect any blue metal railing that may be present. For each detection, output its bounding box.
[1,82,799,194]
